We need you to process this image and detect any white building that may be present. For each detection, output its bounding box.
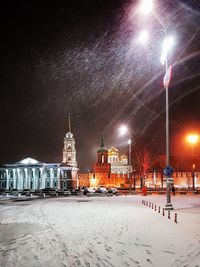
[0,157,72,191]
[62,115,78,186]
[63,115,77,168]
[0,116,79,191]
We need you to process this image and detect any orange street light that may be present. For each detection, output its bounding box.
[186,134,199,144]
[186,134,199,190]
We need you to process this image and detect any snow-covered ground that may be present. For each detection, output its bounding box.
[0,195,200,267]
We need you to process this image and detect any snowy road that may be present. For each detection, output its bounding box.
[0,195,200,267]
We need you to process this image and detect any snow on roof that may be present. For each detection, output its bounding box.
[17,157,41,165]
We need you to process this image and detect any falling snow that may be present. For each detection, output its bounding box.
[0,1,199,169]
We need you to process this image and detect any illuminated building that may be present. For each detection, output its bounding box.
[79,132,132,188]
[0,157,72,191]
[108,146,130,175]
[0,116,78,191]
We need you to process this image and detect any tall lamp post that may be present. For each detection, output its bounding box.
[186,134,199,190]
[119,125,132,194]
[139,0,174,210]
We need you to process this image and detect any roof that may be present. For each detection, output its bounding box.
[66,132,73,138]
[120,154,128,160]
[0,157,73,170]
[97,147,108,153]
[16,157,41,165]
[108,146,119,156]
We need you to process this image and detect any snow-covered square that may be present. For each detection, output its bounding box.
[0,195,200,267]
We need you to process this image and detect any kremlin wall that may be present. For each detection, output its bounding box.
[79,135,200,191]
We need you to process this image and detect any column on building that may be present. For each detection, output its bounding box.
[24,168,28,189]
[57,168,61,190]
[13,169,17,189]
[32,168,36,190]
[50,168,53,188]
[6,169,9,190]
[36,168,40,189]
[17,169,20,190]
[27,169,31,189]
[40,168,45,189]
[53,169,57,189]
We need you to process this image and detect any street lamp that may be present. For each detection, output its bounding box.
[119,125,132,194]
[186,134,199,190]
[139,1,175,210]
[139,0,153,15]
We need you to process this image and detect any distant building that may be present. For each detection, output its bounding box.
[108,146,130,175]
[0,116,78,191]
[78,132,200,190]
[79,131,132,188]
[63,116,77,168]
[62,115,78,188]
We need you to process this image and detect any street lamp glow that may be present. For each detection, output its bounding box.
[160,51,167,65]
[140,0,153,15]
[187,134,199,144]
[119,125,129,136]
[160,37,174,65]
[162,36,174,53]
[139,30,149,44]
[118,125,132,193]
[186,134,199,190]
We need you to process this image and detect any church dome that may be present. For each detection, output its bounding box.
[120,154,128,160]
[108,146,119,156]
[66,132,73,138]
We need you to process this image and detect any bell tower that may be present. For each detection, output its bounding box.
[94,129,111,174]
[62,115,77,168]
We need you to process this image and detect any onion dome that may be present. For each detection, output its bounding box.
[108,146,119,156]
[66,132,73,138]
[120,154,128,160]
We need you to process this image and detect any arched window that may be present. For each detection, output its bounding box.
[67,144,72,151]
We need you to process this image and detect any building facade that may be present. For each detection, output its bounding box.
[78,134,200,190]
[0,157,73,191]
[79,133,132,188]
[108,146,130,175]
[0,116,79,191]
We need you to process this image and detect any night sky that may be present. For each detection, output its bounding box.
[0,1,200,171]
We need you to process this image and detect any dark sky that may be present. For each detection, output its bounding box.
[0,0,200,171]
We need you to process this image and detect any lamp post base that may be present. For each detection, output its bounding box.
[164,203,174,210]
